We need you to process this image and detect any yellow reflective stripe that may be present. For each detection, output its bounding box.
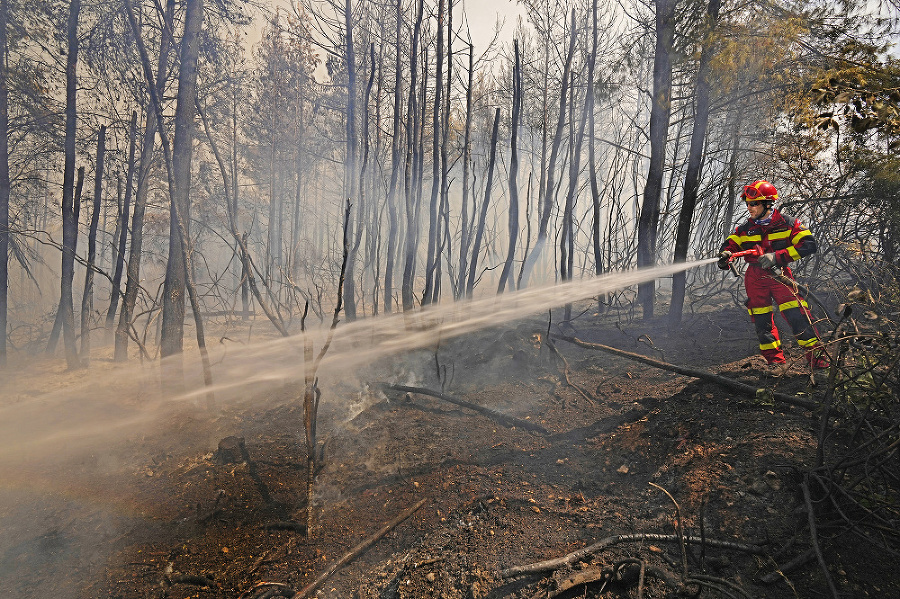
[748,305,774,315]
[768,230,792,240]
[760,340,781,350]
[736,234,762,244]
[787,246,801,260]
[778,299,808,311]
[792,229,812,245]
[798,338,819,348]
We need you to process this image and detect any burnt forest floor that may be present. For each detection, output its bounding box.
[4,298,898,599]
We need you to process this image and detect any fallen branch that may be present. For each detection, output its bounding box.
[377,383,550,434]
[552,335,820,411]
[759,548,815,584]
[500,533,765,579]
[544,336,597,403]
[802,478,841,599]
[294,498,428,599]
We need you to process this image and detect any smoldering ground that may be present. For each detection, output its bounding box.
[0,260,715,598]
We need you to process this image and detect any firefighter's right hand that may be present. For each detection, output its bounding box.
[717,250,732,270]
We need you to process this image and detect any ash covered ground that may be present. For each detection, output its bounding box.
[2,300,896,598]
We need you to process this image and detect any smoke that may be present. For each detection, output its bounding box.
[0,258,715,598]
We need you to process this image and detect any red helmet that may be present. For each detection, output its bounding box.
[742,180,778,202]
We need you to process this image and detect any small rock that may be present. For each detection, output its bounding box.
[617,465,629,474]
[425,572,436,583]
[749,479,769,495]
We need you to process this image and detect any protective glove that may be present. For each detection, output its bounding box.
[716,250,732,270]
[758,252,777,270]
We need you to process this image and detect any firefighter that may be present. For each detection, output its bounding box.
[717,180,828,372]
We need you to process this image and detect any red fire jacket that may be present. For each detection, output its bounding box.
[720,208,817,267]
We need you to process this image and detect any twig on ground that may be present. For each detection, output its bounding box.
[499,533,765,578]
[759,548,815,584]
[802,478,841,599]
[294,498,428,599]
[544,336,597,403]
[377,383,549,434]
[649,483,688,580]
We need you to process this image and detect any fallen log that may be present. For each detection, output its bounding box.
[376,383,550,434]
[552,335,819,411]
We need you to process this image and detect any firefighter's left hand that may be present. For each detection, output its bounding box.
[758,252,777,269]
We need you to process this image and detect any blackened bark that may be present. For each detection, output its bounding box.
[383,0,403,313]
[401,0,424,311]
[455,42,474,299]
[466,108,501,297]
[520,8,577,288]
[636,0,677,319]
[342,0,360,319]
[116,0,175,361]
[588,0,602,278]
[160,0,204,362]
[0,0,9,366]
[80,125,105,363]
[498,41,522,294]
[58,0,82,369]
[106,112,136,333]
[562,70,590,287]
[422,0,444,306]
[670,0,720,323]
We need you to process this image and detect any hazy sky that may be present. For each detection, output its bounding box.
[262,0,527,66]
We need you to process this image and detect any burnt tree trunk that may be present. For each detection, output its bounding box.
[636,0,677,319]
[80,124,106,363]
[455,42,474,300]
[0,0,9,367]
[520,8,576,288]
[422,0,444,306]
[160,0,204,364]
[587,0,602,278]
[383,0,403,313]
[342,0,360,320]
[498,41,522,294]
[401,0,424,311]
[115,0,175,361]
[670,0,720,324]
[466,108,501,297]
[57,0,82,369]
[106,111,136,334]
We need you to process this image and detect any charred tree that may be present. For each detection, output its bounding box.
[455,42,474,300]
[498,40,522,294]
[422,0,445,306]
[587,0,602,279]
[520,8,576,288]
[0,0,9,367]
[401,0,424,311]
[342,0,360,320]
[106,111,136,334]
[58,0,82,369]
[562,70,590,290]
[80,124,105,363]
[47,168,83,357]
[670,0,721,324]
[115,0,175,362]
[383,0,403,313]
[466,108,501,297]
[636,0,677,319]
[160,0,204,365]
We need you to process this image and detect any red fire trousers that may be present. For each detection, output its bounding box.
[744,265,821,365]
